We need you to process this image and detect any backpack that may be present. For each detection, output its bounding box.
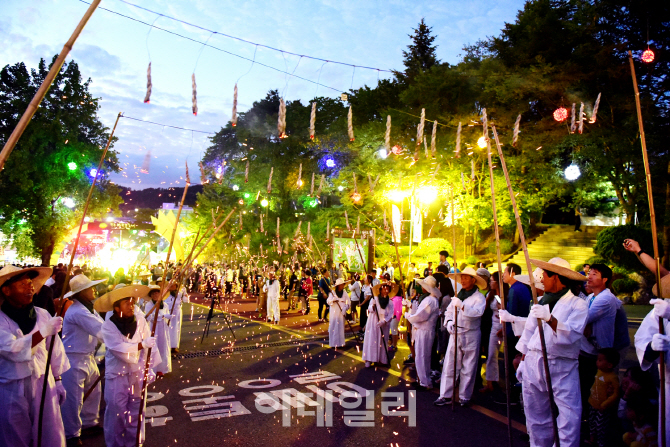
[613,302,630,351]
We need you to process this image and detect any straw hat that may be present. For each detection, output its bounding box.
[515,274,545,291]
[64,274,107,298]
[652,275,670,298]
[0,265,51,291]
[530,257,586,282]
[333,278,350,287]
[372,282,400,298]
[415,276,442,298]
[94,283,151,313]
[448,267,487,290]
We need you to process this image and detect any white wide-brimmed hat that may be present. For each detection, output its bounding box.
[333,278,350,287]
[515,273,545,291]
[94,283,151,313]
[0,265,52,291]
[448,267,487,290]
[64,274,107,298]
[530,257,586,282]
[372,282,400,298]
[416,276,443,298]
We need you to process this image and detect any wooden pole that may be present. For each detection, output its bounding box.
[167,227,203,324]
[450,186,458,410]
[0,0,101,171]
[37,111,121,447]
[492,125,560,446]
[628,51,666,447]
[486,139,514,446]
[388,208,405,285]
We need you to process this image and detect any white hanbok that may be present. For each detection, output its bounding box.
[406,294,439,387]
[327,290,350,347]
[143,301,172,375]
[362,297,394,364]
[164,290,189,349]
[485,296,502,382]
[264,279,281,323]
[0,306,70,447]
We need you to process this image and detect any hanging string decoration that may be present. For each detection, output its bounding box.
[267,167,273,193]
[352,173,358,195]
[578,102,585,134]
[553,107,568,122]
[384,115,391,153]
[191,74,198,116]
[398,173,403,190]
[424,138,429,159]
[309,102,316,140]
[471,159,475,180]
[140,151,151,174]
[276,217,280,238]
[326,220,330,241]
[481,108,488,139]
[278,98,287,138]
[430,120,437,158]
[356,215,360,234]
[570,103,576,133]
[461,172,466,190]
[294,221,302,237]
[589,93,601,124]
[259,243,263,257]
[368,174,380,193]
[199,162,207,184]
[455,122,462,158]
[239,211,243,230]
[415,108,425,161]
[260,213,264,233]
[307,222,312,248]
[383,209,389,231]
[232,84,238,127]
[310,172,315,196]
[143,63,152,103]
[317,174,325,196]
[345,210,351,231]
[185,161,190,184]
[297,163,303,188]
[512,114,521,147]
[245,160,249,183]
[348,106,355,141]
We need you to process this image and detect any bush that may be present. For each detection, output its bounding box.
[584,256,607,265]
[488,240,514,255]
[412,238,453,259]
[594,225,663,271]
[611,277,640,295]
[466,255,477,265]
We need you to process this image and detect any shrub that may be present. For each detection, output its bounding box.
[594,225,663,271]
[585,256,607,265]
[466,255,477,265]
[611,277,639,295]
[488,240,514,255]
[412,238,453,259]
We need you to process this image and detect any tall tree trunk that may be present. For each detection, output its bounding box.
[663,160,670,269]
[40,237,55,267]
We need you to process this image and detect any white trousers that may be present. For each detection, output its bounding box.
[485,322,502,382]
[267,297,280,323]
[439,328,480,402]
[62,353,101,438]
[521,350,581,447]
[412,328,435,387]
[104,373,145,447]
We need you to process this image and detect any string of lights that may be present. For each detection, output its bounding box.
[121,115,216,134]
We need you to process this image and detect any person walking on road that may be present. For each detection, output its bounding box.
[327,278,350,348]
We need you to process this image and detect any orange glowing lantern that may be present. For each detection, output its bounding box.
[351,192,362,203]
[642,49,655,63]
[553,107,568,122]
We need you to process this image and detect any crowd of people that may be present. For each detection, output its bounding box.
[1,236,669,447]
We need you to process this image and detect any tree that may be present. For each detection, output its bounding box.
[400,18,440,82]
[0,57,122,264]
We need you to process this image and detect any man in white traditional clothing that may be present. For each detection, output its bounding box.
[95,284,159,447]
[61,274,107,447]
[0,265,70,447]
[363,283,397,367]
[405,276,440,390]
[264,271,281,324]
[327,278,350,348]
[143,286,172,376]
[435,267,486,406]
[515,257,588,447]
[163,281,189,354]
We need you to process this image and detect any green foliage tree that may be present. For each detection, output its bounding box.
[594,224,663,271]
[0,57,122,264]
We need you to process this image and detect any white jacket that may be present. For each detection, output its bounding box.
[101,312,159,378]
[263,279,280,301]
[62,300,104,355]
[444,290,486,332]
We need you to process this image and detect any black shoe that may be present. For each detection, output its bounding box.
[434,397,451,406]
[66,437,83,447]
[403,356,415,365]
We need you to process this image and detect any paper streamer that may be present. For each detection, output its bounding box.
[278,98,287,138]
[578,102,585,134]
[471,159,475,180]
[276,217,280,238]
[277,237,281,254]
[260,213,264,233]
[199,162,206,184]
[385,115,391,152]
[185,161,191,184]
[245,160,249,183]
[570,103,576,133]
[345,210,351,231]
[259,244,263,257]
[461,172,465,190]
[424,138,429,159]
[383,209,389,231]
[455,122,462,158]
[309,102,316,139]
[310,172,315,196]
[143,62,152,103]
[297,163,302,188]
[191,74,198,116]
[430,120,437,157]
[589,93,601,123]
[431,163,440,183]
[482,108,488,138]
[348,106,355,141]
[267,167,273,193]
[307,222,311,244]
[512,114,521,147]
[368,174,380,193]
[230,84,238,127]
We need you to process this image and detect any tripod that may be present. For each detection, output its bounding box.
[201,289,236,343]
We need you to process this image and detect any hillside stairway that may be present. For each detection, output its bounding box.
[505,225,606,274]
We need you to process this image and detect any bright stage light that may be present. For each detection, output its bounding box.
[89,168,98,177]
[417,186,438,205]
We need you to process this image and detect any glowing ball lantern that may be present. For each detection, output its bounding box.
[67,162,77,171]
[89,168,98,177]
[325,158,335,168]
[337,186,344,192]
[476,136,487,149]
[377,148,388,159]
[244,192,251,199]
[232,184,239,191]
[391,145,403,155]
[641,49,655,63]
[62,197,75,208]
[553,107,568,122]
[564,163,581,181]
[238,199,244,205]
[351,192,362,203]
[260,199,269,207]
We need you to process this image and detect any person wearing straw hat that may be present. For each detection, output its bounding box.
[515,257,589,447]
[142,286,172,376]
[0,265,70,447]
[163,280,189,354]
[363,282,397,367]
[326,278,350,348]
[435,267,487,406]
[96,284,159,447]
[264,271,281,325]
[61,274,107,446]
[404,276,441,390]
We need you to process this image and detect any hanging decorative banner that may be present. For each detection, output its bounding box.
[260,213,264,233]
[345,210,351,231]
[297,163,302,188]
[294,221,302,237]
[431,163,440,183]
[430,120,437,157]
[367,174,380,193]
[352,172,358,194]
[276,217,280,238]
[309,102,316,139]
[570,103,576,133]
[356,215,360,235]
[191,73,198,116]
[416,108,426,146]
[589,93,601,123]
[471,159,475,180]
[232,83,238,127]
[326,220,330,241]
[482,108,488,138]
[317,174,325,196]
[267,167,273,193]
[512,114,521,147]
[348,106,355,141]
[455,122,462,158]
[391,205,401,243]
[199,162,207,184]
[578,102,585,134]
[383,209,389,231]
[245,160,249,183]
[310,172,315,196]
[385,115,391,152]
[278,98,287,138]
[143,62,152,103]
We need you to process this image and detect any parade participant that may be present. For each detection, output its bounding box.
[435,267,487,406]
[326,278,350,348]
[0,265,69,447]
[299,269,313,315]
[95,284,158,447]
[61,274,107,446]
[264,271,281,325]
[142,286,172,375]
[288,267,299,311]
[404,276,440,390]
[515,257,589,447]
[317,269,331,323]
[363,282,397,367]
[164,280,189,355]
[481,271,504,393]
[349,273,361,323]
[358,275,373,335]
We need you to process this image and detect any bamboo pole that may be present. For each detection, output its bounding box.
[450,186,458,410]
[37,111,121,447]
[492,125,560,446]
[136,175,190,447]
[388,207,405,285]
[0,0,101,171]
[628,51,666,447]
[167,227,203,324]
[486,139,514,446]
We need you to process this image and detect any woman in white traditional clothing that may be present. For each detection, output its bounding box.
[326,278,350,348]
[163,281,189,354]
[363,282,397,367]
[143,286,172,375]
[264,271,281,324]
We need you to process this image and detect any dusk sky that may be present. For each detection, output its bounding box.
[1,0,525,188]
